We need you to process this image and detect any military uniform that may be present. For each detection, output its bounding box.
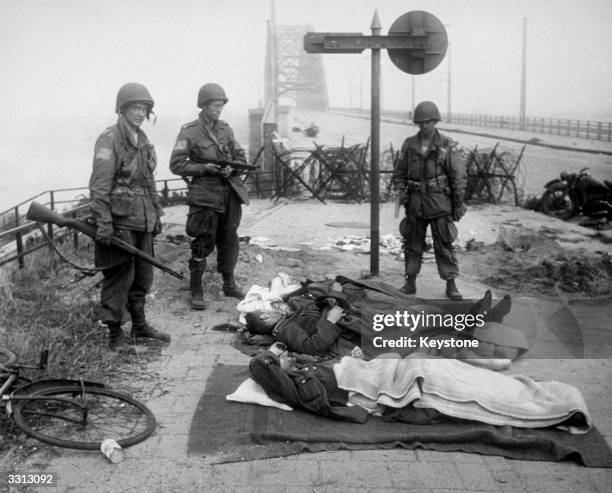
[89,116,163,328]
[169,110,248,306]
[272,296,346,356]
[249,351,368,423]
[393,129,467,289]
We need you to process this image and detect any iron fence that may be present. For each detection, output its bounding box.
[331,108,612,142]
[0,172,278,269]
[446,113,612,141]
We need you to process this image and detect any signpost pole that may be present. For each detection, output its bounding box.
[303,10,447,279]
[370,10,381,277]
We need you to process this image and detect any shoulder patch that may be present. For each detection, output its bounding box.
[95,147,112,160]
[173,140,187,151]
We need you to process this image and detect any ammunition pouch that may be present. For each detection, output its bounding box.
[406,175,450,194]
[109,186,148,217]
[109,189,134,217]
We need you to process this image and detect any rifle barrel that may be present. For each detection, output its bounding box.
[26,201,185,281]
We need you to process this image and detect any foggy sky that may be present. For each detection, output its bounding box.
[1,0,611,122]
[0,0,611,210]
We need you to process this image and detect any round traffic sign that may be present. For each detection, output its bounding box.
[387,11,448,75]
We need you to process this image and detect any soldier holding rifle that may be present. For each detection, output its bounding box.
[170,83,249,310]
[89,82,171,352]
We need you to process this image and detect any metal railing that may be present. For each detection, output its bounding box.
[0,172,277,269]
[0,179,191,269]
[331,107,612,142]
[445,113,612,141]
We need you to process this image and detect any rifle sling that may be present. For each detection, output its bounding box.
[37,224,103,274]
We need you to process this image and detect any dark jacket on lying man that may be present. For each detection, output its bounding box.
[245,292,358,357]
[276,295,352,355]
[249,350,368,423]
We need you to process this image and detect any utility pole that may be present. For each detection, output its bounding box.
[270,0,278,123]
[519,18,527,130]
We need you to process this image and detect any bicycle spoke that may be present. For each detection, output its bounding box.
[12,386,156,450]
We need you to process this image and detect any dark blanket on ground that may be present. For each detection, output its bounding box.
[187,365,612,467]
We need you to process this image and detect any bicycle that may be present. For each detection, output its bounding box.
[0,347,156,450]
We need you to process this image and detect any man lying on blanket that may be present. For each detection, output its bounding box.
[245,277,526,362]
[248,342,591,433]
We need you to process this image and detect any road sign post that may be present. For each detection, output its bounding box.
[370,12,381,276]
[304,10,448,276]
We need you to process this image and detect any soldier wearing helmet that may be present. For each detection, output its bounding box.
[89,82,171,353]
[392,101,467,300]
[169,83,248,310]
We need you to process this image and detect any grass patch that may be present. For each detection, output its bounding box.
[0,242,147,455]
[1,250,121,382]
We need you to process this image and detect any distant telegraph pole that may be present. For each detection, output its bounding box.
[304,10,448,276]
[270,0,278,122]
[519,18,527,130]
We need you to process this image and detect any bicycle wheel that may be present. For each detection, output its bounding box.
[0,348,17,369]
[11,385,156,450]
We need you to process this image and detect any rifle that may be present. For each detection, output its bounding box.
[189,155,260,172]
[26,201,185,281]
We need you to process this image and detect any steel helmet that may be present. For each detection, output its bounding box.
[197,83,228,108]
[115,83,154,114]
[413,101,441,123]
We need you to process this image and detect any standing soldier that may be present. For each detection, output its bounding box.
[169,83,248,310]
[393,101,467,300]
[89,82,171,353]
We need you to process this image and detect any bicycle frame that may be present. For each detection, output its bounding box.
[0,350,90,426]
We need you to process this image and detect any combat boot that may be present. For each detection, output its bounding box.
[446,279,463,300]
[131,323,171,342]
[129,303,171,342]
[107,322,136,355]
[222,273,245,299]
[189,258,207,310]
[469,289,492,315]
[486,294,512,322]
[399,276,417,295]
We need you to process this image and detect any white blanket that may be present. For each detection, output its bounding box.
[334,355,591,434]
[236,272,300,323]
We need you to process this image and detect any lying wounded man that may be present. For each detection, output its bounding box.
[244,278,523,361]
[248,342,591,433]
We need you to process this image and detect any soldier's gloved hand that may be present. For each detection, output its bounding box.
[452,204,467,222]
[398,189,409,205]
[153,218,163,236]
[201,163,221,175]
[96,222,114,246]
[219,165,232,178]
